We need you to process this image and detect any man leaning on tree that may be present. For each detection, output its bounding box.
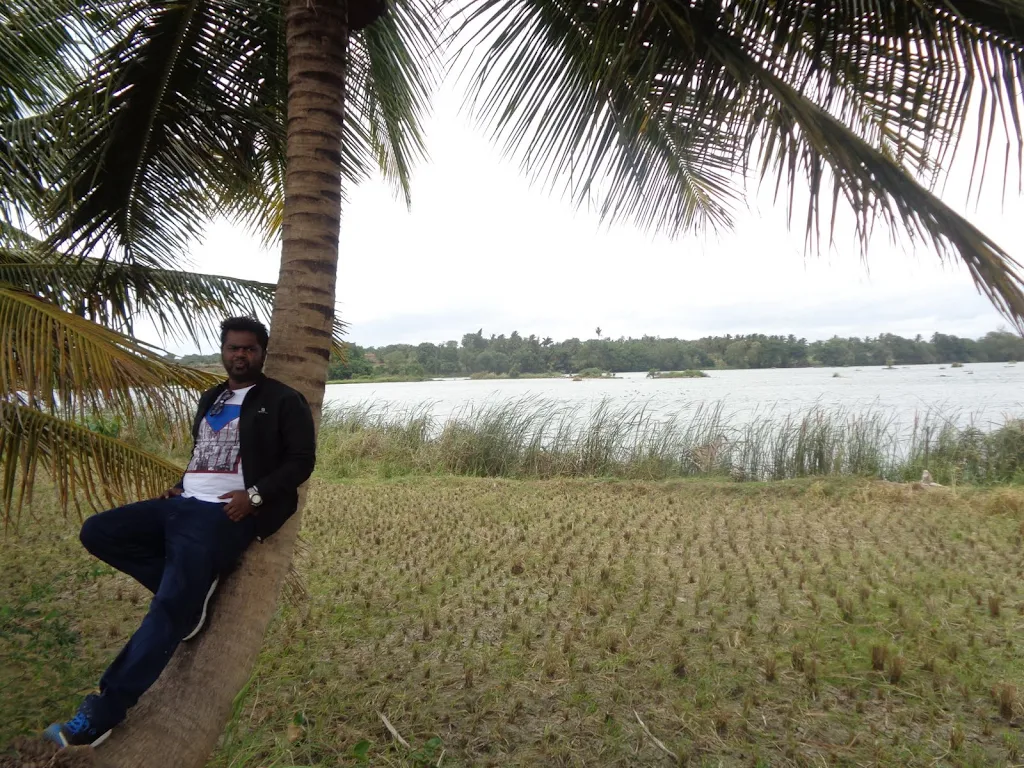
[42,316,316,749]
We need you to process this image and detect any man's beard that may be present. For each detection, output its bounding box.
[224,358,262,379]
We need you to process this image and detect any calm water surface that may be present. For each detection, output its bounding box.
[324,363,1024,429]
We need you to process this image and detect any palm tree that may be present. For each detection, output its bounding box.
[4,1,1024,765]
[3,0,432,763]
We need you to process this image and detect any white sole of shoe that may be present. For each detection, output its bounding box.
[49,727,111,749]
[181,576,219,641]
[91,729,112,748]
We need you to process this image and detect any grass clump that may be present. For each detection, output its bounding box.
[468,371,565,380]
[573,367,616,379]
[646,369,709,379]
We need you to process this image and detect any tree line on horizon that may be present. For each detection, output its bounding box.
[172,329,1024,379]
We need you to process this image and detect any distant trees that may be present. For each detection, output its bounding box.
[318,329,1024,379]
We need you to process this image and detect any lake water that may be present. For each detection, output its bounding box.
[323,363,1024,432]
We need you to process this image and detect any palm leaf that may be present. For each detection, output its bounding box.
[0,0,93,119]
[0,243,275,345]
[0,226,349,351]
[703,31,1024,329]
[1,0,438,267]
[0,0,120,226]
[452,0,1024,328]
[222,0,439,233]
[708,0,1024,203]
[453,0,742,233]
[354,0,438,206]
[39,0,285,267]
[0,400,182,524]
[0,116,57,230]
[0,285,218,418]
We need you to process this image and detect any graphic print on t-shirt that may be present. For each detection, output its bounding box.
[189,412,242,472]
[182,385,253,503]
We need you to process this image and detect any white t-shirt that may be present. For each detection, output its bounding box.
[182,385,254,503]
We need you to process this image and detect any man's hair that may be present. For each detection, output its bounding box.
[220,317,270,352]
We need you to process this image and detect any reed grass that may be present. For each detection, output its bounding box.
[315,397,1024,484]
[79,397,1024,485]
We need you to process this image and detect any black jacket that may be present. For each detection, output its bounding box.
[180,374,316,541]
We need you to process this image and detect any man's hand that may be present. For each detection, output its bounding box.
[159,486,183,500]
[219,490,254,522]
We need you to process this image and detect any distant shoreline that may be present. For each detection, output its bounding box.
[328,372,591,384]
[319,361,1018,385]
[190,360,1015,386]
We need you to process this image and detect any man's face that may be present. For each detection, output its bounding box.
[221,330,265,381]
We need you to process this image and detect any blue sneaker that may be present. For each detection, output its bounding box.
[42,694,115,748]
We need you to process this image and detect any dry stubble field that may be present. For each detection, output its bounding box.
[2,476,1023,766]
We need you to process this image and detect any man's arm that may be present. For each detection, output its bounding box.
[251,391,316,499]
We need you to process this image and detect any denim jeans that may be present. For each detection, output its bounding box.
[78,495,256,723]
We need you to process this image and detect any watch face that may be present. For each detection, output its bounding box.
[251,493,262,506]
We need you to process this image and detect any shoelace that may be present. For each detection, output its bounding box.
[65,711,91,735]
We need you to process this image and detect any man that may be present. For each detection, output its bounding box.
[43,317,316,748]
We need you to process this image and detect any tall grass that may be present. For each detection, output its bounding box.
[316,397,1024,484]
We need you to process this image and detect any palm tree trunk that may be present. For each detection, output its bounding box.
[96,2,348,766]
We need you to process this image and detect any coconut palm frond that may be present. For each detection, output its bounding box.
[0,225,348,350]
[220,0,441,239]
[453,0,1024,327]
[193,0,289,246]
[0,399,182,524]
[0,115,58,229]
[0,241,275,346]
[0,285,218,419]
[0,257,275,345]
[704,31,1024,330]
[452,0,743,234]
[720,1,1024,196]
[670,1,1024,329]
[34,0,288,268]
[0,0,92,118]
[14,0,441,266]
[352,0,439,206]
[0,0,136,227]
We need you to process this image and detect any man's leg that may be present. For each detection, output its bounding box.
[95,497,255,723]
[79,498,175,594]
[43,498,174,746]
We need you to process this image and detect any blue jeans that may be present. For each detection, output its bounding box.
[78,495,256,723]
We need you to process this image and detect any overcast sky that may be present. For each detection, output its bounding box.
[158,86,1023,355]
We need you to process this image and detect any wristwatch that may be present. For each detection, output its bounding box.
[247,486,263,507]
